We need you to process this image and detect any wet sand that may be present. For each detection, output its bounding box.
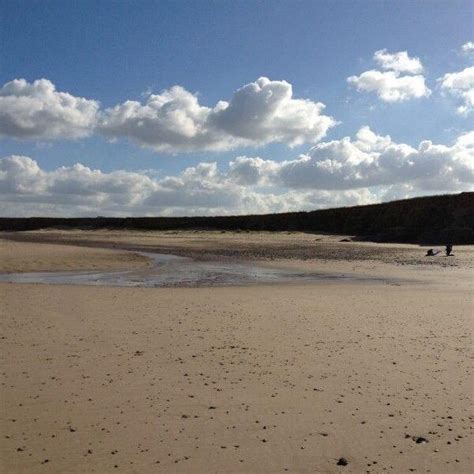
[3,229,473,267]
[0,251,414,288]
[0,233,472,473]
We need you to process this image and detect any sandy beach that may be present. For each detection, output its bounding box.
[0,239,151,274]
[1,231,472,473]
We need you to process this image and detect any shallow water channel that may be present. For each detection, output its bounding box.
[0,251,400,287]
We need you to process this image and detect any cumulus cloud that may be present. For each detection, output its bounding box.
[228,156,280,185]
[438,66,474,115]
[224,127,474,193]
[208,77,335,147]
[1,154,375,217]
[248,127,473,192]
[1,128,472,217]
[348,50,430,102]
[0,155,258,216]
[0,79,99,139]
[0,77,336,151]
[348,71,430,102]
[374,49,424,73]
[98,77,337,152]
[97,86,222,153]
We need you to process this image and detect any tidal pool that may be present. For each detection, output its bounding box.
[0,251,402,287]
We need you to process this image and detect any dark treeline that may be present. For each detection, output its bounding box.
[1,193,473,244]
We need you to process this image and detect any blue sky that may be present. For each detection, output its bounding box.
[0,0,473,216]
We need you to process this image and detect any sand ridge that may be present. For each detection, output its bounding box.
[0,239,151,274]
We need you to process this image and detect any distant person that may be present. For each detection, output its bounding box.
[425,249,440,257]
[445,244,453,256]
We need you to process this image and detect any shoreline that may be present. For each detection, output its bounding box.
[0,247,421,289]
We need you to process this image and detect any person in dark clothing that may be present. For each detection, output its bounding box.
[445,244,453,256]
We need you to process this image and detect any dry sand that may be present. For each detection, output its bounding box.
[0,239,150,274]
[0,232,472,473]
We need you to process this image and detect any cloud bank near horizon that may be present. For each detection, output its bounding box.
[1,127,472,217]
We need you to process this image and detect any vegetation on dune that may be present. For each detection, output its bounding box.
[1,193,473,244]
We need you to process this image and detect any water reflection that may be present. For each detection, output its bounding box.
[0,252,398,287]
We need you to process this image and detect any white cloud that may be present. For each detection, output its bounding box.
[1,128,472,217]
[228,156,280,185]
[301,128,474,191]
[461,41,474,54]
[348,50,430,102]
[456,130,474,147]
[0,155,374,217]
[0,155,255,216]
[348,70,430,102]
[374,49,423,74]
[98,86,222,153]
[0,77,336,152]
[439,66,474,115]
[208,77,336,147]
[0,79,99,139]
[228,127,474,192]
[98,77,337,152]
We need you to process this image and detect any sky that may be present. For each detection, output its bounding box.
[0,0,473,217]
